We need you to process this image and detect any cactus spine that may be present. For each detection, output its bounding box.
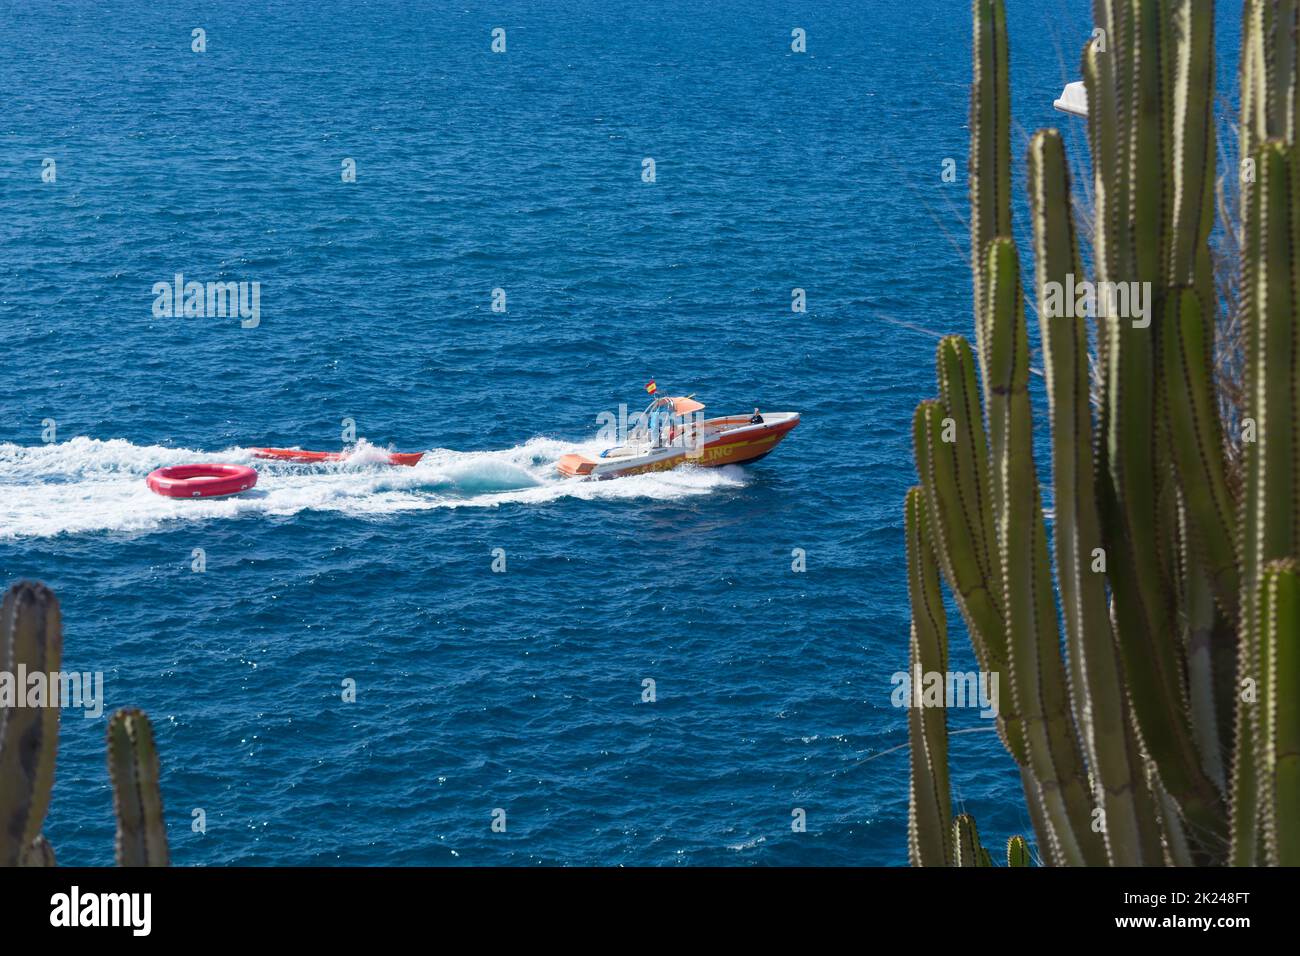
[906,0,1299,866]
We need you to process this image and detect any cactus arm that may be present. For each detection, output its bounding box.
[1243,141,1300,857]
[1083,45,1121,283]
[952,813,982,867]
[1105,1,1179,717]
[1229,137,1267,866]
[981,250,1014,528]
[1165,294,1236,801]
[1028,130,1152,864]
[1167,0,1215,287]
[905,488,953,866]
[0,582,62,868]
[1105,0,1169,633]
[107,708,170,867]
[1167,0,1220,327]
[912,401,996,675]
[1238,1,1300,153]
[1105,428,1227,850]
[1228,136,1279,866]
[1262,561,1300,865]
[1129,0,1167,284]
[1006,834,1031,866]
[970,0,1012,384]
[1084,16,1126,597]
[1250,143,1300,597]
[1238,0,1255,157]
[1271,1,1300,145]
[1093,0,1228,853]
[984,238,1106,866]
[1163,289,1240,615]
[914,388,1026,765]
[936,337,999,597]
[1240,1,1266,160]
[1089,1,1135,284]
[1017,767,1059,865]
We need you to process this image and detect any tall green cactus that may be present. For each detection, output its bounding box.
[907,0,1299,866]
[1234,136,1300,866]
[905,488,953,866]
[108,708,170,867]
[0,581,171,867]
[0,582,61,867]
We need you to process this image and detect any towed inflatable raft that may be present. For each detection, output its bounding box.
[147,464,258,498]
[251,447,425,466]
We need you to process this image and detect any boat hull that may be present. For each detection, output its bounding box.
[557,412,799,479]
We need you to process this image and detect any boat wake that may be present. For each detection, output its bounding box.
[0,436,748,540]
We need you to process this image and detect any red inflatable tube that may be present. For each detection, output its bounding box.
[146,464,258,499]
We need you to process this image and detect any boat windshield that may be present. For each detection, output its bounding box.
[631,396,703,450]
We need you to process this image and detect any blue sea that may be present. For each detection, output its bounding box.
[0,1,1239,865]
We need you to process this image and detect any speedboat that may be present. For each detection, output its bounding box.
[556,393,799,480]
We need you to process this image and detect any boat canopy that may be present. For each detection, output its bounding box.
[669,396,705,414]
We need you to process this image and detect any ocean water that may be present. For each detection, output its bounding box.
[0,1,1237,865]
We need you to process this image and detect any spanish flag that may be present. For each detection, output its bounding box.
[645,380,657,395]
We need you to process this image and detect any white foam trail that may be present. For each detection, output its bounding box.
[0,436,746,539]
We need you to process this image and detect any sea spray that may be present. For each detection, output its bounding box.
[0,437,745,539]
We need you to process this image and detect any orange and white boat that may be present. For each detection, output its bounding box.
[556,394,799,480]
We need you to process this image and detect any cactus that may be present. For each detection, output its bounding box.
[906,0,1299,866]
[0,582,61,867]
[952,813,984,867]
[1007,835,1031,867]
[904,488,953,866]
[108,708,170,867]
[949,815,1032,867]
[0,581,170,867]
